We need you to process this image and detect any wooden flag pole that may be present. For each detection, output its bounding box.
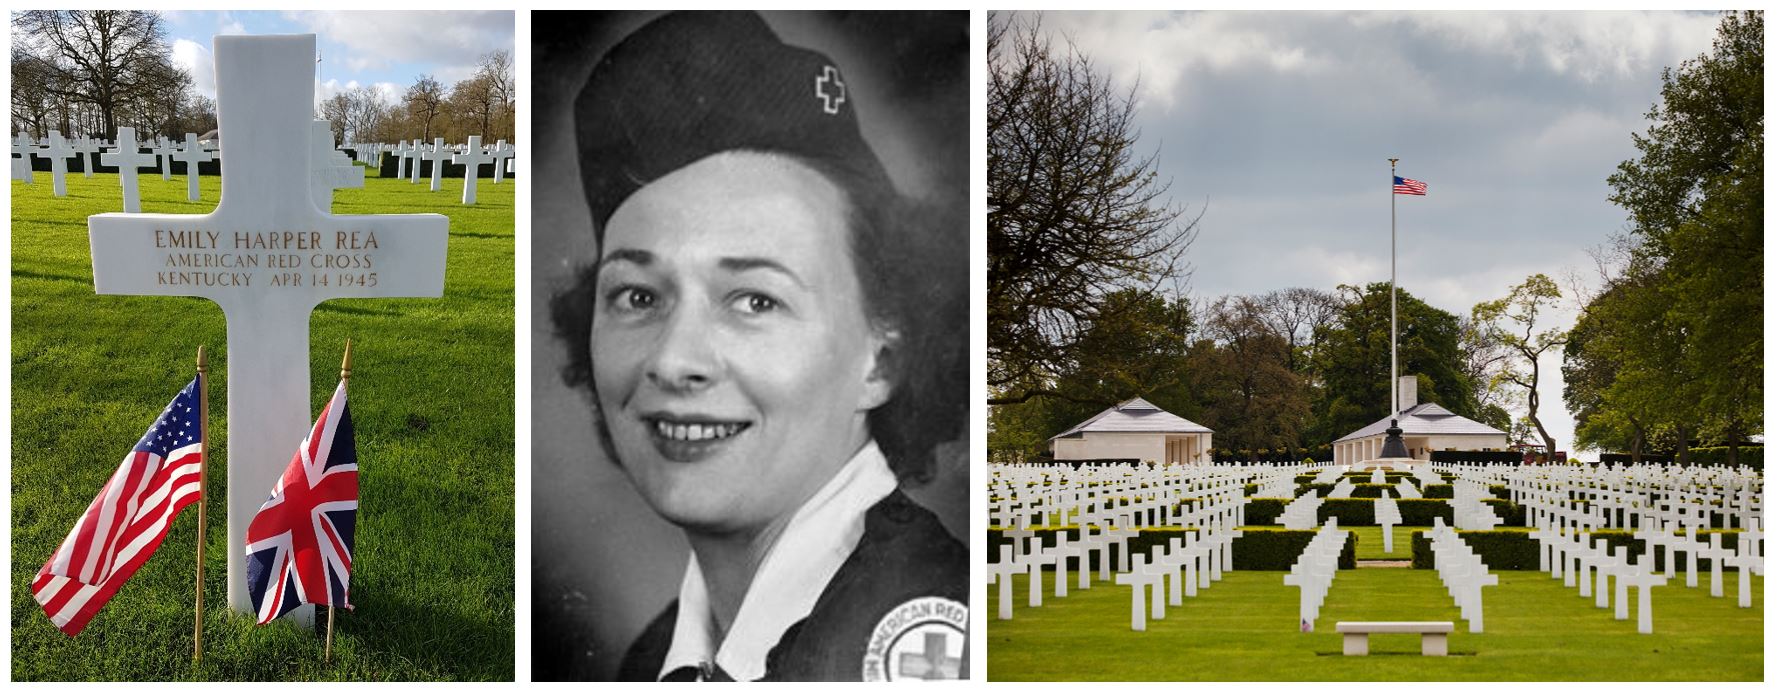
[194,345,209,662]
[325,339,352,664]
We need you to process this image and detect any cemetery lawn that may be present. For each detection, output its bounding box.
[1352,526,1419,560]
[10,171,515,680]
[988,569,1762,680]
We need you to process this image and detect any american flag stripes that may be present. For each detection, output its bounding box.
[1393,176,1427,195]
[32,377,205,636]
[245,380,358,624]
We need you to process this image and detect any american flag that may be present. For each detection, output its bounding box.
[245,380,358,624]
[1393,176,1427,195]
[32,377,205,636]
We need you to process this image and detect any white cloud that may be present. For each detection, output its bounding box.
[171,39,216,99]
[1361,11,1719,83]
[282,10,512,79]
[1038,11,1328,110]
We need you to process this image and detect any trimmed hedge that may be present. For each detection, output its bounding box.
[985,526,1356,571]
[1421,484,1453,498]
[1410,528,1745,571]
[1429,450,1525,463]
[1246,498,1287,525]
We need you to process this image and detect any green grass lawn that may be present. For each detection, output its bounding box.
[11,169,515,680]
[1351,526,1421,560]
[987,568,1762,680]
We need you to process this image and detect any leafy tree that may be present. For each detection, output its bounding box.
[986,13,1197,405]
[1189,296,1309,452]
[1598,10,1762,464]
[1310,283,1477,443]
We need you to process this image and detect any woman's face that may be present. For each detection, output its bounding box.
[590,151,890,535]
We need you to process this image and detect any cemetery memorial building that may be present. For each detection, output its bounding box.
[1332,378,1506,465]
[1049,397,1214,465]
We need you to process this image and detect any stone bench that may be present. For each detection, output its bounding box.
[1333,621,1454,656]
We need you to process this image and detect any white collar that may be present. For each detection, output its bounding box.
[658,440,897,681]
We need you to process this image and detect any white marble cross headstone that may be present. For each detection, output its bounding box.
[489,139,513,184]
[152,136,176,181]
[13,132,36,184]
[421,137,450,192]
[392,140,409,180]
[310,120,365,212]
[73,136,100,178]
[175,133,215,202]
[87,34,448,625]
[452,136,493,205]
[38,130,75,197]
[100,127,160,213]
[408,139,424,184]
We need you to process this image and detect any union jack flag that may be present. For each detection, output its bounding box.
[245,380,357,624]
[33,377,205,636]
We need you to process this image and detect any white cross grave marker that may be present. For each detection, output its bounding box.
[152,136,176,181]
[422,137,450,192]
[101,127,160,213]
[310,120,365,212]
[490,139,513,184]
[14,132,36,184]
[409,139,424,184]
[87,34,448,625]
[452,136,493,205]
[175,133,215,202]
[38,130,75,197]
[73,136,100,178]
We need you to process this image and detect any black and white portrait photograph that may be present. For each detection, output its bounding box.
[530,10,970,682]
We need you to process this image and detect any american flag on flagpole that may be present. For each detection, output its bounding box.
[1393,176,1427,195]
[32,377,205,636]
[245,380,358,624]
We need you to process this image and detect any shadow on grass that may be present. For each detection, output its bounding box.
[314,304,401,317]
[12,268,92,285]
[449,231,510,240]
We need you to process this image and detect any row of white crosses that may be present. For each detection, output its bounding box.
[1450,479,1503,530]
[985,462,1249,629]
[1279,490,1323,530]
[1530,523,1669,633]
[14,129,216,202]
[1282,518,1346,631]
[388,137,515,205]
[1425,519,1498,632]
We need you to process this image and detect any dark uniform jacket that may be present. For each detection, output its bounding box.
[617,490,967,681]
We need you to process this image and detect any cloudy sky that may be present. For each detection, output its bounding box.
[1026,11,1724,454]
[162,10,513,111]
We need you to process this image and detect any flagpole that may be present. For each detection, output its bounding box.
[194,345,208,663]
[325,339,352,664]
[1388,158,1399,417]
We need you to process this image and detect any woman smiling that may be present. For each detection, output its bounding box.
[542,11,969,682]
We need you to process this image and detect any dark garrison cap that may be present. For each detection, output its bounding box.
[575,11,894,236]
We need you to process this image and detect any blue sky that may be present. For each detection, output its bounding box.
[1025,11,1725,454]
[161,10,513,109]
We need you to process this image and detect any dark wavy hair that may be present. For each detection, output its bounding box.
[549,152,966,484]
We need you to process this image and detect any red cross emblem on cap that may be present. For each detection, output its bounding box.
[815,64,846,115]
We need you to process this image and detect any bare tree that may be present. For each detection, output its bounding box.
[987,12,1199,405]
[14,10,175,140]
[1256,287,1341,374]
[404,74,445,141]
